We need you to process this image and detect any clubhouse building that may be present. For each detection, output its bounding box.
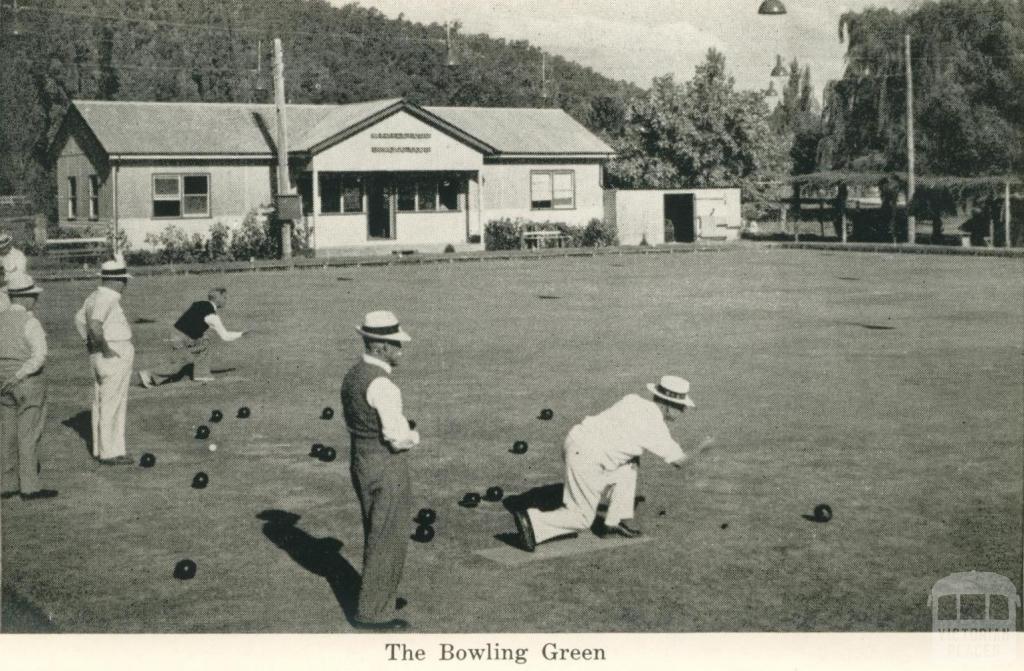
[52,98,618,253]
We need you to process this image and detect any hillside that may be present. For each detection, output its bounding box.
[0,0,642,216]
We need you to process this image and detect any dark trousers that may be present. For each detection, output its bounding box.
[349,437,411,623]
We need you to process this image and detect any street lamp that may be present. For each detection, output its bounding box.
[758,0,787,15]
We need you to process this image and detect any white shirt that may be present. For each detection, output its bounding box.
[7,304,47,381]
[1,247,27,276]
[75,285,132,342]
[204,308,243,342]
[573,394,685,470]
[0,291,9,312]
[363,354,420,451]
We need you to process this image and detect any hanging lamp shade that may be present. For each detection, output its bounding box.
[758,0,787,15]
[770,54,786,77]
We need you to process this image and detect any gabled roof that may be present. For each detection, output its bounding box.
[68,98,614,158]
[425,106,614,155]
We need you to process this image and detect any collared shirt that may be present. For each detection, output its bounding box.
[1,247,27,276]
[363,353,420,450]
[75,285,132,342]
[573,394,685,470]
[204,305,243,342]
[7,304,47,381]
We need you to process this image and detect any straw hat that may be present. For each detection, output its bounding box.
[356,310,411,343]
[6,273,43,297]
[646,375,695,408]
[98,255,132,280]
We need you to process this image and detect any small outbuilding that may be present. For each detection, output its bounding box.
[604,188,743,245]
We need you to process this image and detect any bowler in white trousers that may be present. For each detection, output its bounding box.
[512,376,697,551]
[74,258,135,465]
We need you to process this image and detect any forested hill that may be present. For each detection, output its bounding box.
[0,0,642,212]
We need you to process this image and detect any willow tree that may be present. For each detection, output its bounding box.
[819,0,1023,242]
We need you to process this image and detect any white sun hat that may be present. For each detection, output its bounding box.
[356,310,411,343]
[6,272,43,297]
[647,375,695,408]
[98,254,132,280]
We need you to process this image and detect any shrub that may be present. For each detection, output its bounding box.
[143,225,206,264]
[580,218,617,247]
[443,243,456,253]
[207,222,231,262]
[484,218,522,250]
[484,218,590,251]
[230,207,278,260]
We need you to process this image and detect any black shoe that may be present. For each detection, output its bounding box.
[1,491,20,500]
[352,618,410,631]
[512,509,537,552]
[595,520,642,538]
[21,489,58,501]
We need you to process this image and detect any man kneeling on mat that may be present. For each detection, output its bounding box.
[511,375,696,552]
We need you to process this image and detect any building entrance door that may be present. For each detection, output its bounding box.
[367,177,392,239]
[664,193,695,242]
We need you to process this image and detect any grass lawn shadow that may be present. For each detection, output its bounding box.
[501,483,564,513]
[61,410,92,454]
[256,509,361,626]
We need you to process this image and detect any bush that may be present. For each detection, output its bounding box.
[229,208,278,260]
[443,243,456,253]
[143,225,207,264]
[484,218,522,250]
[580,218,617,247]
[484,218,594,251]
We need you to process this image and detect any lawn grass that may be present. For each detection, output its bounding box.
[1,246,1021,632]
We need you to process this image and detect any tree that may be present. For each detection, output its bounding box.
[607,49,789,219]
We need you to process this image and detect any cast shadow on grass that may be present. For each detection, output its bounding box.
[257,509,361,626]
[492,483,565,549]
[61,410,92,454]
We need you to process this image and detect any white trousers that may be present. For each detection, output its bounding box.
[90,342,134,460]
[527,429,638,544]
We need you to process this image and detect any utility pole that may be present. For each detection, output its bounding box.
[274,37,293,261]
[905,33,916,244]
[1005,181,1012,248]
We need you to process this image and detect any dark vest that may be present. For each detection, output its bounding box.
[341,359,388,441]
[174,301,216,340]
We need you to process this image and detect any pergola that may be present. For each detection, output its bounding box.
[778,171,1020,246]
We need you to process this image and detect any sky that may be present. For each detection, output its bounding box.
[338,0,921,97]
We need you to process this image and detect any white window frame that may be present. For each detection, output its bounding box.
[88,175,100,220]
[152,173,211,219]
[67,176,78,220]
[530,170,575,210]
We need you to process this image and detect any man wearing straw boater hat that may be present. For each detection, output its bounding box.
[511,376,706,552]
[1,273,58,500]
[1,230,28,278]
[74,256,135,465]
[341,310,420,631]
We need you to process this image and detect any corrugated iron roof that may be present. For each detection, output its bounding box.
[426,106,614,155]
[70,99,613,157]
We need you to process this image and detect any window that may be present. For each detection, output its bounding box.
[531,170,575,210]
[89,175,100,220]
[67,176,78,219]
[393,176,461,212]
[318,174,363,213]
[417,179,438,211]
[439,178,459,211]
[153,174,209,218]
[397,180,416,212]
